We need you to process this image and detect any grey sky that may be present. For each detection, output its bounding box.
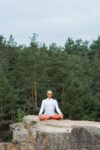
[0,0,100,46]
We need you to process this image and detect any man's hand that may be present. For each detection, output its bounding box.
[61,114,64,119]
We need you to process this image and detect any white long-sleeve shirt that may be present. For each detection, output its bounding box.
[39,98,62,115]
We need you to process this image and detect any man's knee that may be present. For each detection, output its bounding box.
[38,114,50,120]
[51,114,62,120]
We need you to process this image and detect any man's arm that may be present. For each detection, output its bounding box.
[55,100,63,118]
[38,101,44,115]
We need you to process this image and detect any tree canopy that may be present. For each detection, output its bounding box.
[0,34,100,141]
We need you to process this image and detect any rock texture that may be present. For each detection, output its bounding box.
[0,115,100,150]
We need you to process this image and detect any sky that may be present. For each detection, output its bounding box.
[0,0,100,46]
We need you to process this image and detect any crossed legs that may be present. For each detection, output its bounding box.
[38,114,62,121]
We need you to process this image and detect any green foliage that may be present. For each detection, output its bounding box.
[16,108,26,122]
[0,34,100,142]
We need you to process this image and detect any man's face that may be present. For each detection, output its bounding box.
[47,91,52,98]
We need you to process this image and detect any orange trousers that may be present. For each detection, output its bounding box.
[38,113,62,121]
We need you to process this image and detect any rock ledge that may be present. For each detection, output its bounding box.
[0,115,100,150]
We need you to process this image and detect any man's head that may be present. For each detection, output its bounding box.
[47,90,53,98]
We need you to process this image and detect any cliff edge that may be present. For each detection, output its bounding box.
[0,115,100,150]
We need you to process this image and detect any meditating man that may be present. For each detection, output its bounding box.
[38,90,63,120]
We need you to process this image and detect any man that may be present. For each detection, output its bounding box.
[38,90,63,120]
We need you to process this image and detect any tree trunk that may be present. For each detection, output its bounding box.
[61,77,64,102]
[34,81,37,109]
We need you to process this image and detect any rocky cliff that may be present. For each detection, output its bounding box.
[0,115,100,150]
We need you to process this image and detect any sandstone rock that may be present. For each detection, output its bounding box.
[69,127,100,150]
[10,123,28,142]
[0,115,100,150]
[23,115,39,125]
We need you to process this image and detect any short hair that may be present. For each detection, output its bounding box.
[47,90,53,94]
